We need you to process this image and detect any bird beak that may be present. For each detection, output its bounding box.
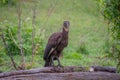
[63,27,69,32]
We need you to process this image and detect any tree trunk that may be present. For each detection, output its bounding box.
[0,66,119,80]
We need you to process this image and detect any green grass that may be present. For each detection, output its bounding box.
[0,0,117,72]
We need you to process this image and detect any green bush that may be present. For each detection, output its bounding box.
[1,21,44,56]
[97,0,120,72]
[0,0,16,5]
[5,26,20,55]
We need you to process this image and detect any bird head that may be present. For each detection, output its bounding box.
[63,21,70,32]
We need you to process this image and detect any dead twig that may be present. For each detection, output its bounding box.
[31,1,37,66]
[0,34,18,70]
[17,0,25,70]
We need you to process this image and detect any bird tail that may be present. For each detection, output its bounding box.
[43,44,53,60]
[44,56,53,67]
[44,60,50,67]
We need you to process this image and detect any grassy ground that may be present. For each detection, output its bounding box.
[0,0,117,72]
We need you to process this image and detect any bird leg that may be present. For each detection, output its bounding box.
[50,56,55,67]
[56,57,63,67]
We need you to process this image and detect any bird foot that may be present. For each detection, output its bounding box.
[52,65,64,72]
[57,64,64,68]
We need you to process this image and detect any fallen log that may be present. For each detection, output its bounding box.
[0,66,119,80]
[1,72,120,80]
[91,66,117,73]
[0,66,87,78]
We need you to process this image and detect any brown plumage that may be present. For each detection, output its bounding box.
[43,21,70,67]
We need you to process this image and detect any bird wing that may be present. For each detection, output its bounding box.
[43,32,62,60]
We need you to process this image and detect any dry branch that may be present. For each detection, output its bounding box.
[31,1,37,65]
[17,0,25,69]
[39,0,59,33]
[0,34,18,70]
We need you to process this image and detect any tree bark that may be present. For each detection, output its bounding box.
[0,66,119,80]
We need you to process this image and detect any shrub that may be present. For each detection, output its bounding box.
[97,0,120,72]
[1,21,45,56]
[0,0,16,5]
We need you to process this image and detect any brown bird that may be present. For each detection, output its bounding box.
[43,21,70,67]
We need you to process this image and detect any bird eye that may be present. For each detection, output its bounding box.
[63,21,70,27]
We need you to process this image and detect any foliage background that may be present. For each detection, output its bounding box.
[97,0,120,72]
[0,0,117,71]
